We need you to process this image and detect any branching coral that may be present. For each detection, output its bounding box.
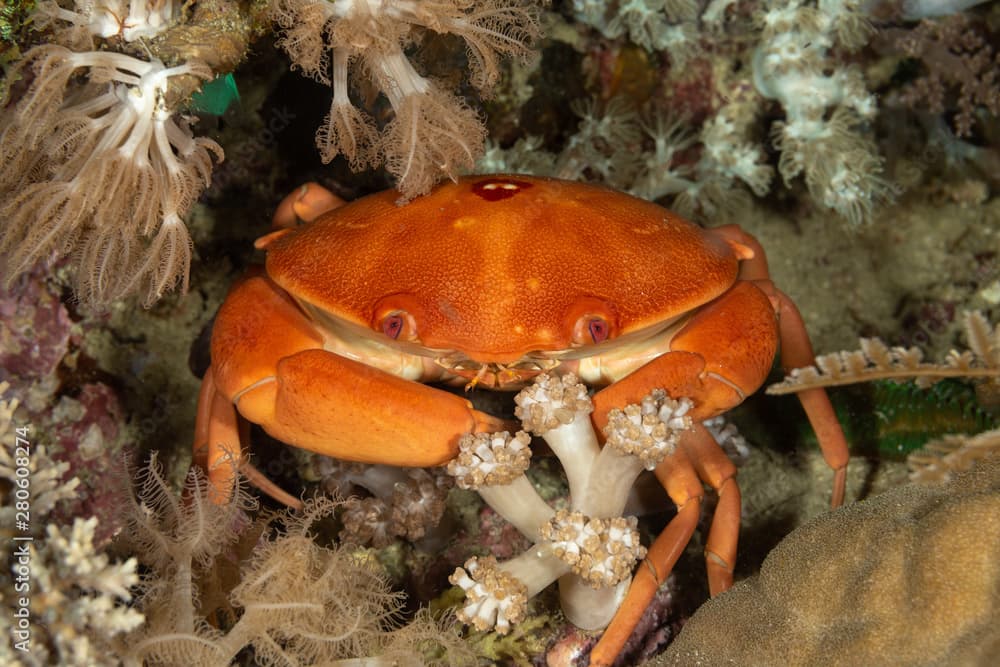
[447,373,693,634]
[753,0,896,224]
[0,2,224,309]
[270,0,541,200]
[768,310,1000,394]
[0,383,143,666]
[891,13,1000,138]
[119,456,474,666]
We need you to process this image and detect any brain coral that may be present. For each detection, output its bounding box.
[650,455,1000,666]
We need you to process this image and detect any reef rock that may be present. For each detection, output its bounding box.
[650,456,1000,666]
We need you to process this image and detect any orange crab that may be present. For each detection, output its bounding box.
[193,175,848,665]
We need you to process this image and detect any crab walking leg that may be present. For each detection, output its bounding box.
[194,367,306,508]
[271,181,347,228]
[773,291,849,507]
[681,422,741,594]
[193,366,242,503]
[711,225,849,507]
[588,438,705,667]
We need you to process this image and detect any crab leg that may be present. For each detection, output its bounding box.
[194,366,304,507]
[713,224,849,508]
[685,424,741,594]
[588,432,704,667]
[772,293,849,507]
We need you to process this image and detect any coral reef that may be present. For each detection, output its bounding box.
[118,457,475,666]
[650,454,1000,667]
[0,1,998,665]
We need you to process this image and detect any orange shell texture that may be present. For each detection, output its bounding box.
[266,175,739,362]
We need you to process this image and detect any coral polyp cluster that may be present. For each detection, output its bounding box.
[0,47,220,307]
[447,373,693,634]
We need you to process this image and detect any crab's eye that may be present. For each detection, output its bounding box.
[570,311,615,346]
[377,310,418,341]
[383,314,404,339]
[588,318,609,343]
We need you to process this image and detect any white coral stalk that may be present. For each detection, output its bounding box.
[449,375,695,634]
[514,373,601,499]
[448,430,554,541]
[582,390,693,517]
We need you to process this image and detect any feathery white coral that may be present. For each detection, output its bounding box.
[122,459,473,666]
[0,44,222,308]
[270,0,540,199]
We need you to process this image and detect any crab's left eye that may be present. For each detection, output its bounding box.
[377,309,418,341]
[383,314,404,339]
[588,318,609,343]
[571,311,615,346]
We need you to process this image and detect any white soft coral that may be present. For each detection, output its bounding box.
[270,0,541,199]
[0,46,222,308]
[36,0,181,43]
[448,374,693,633]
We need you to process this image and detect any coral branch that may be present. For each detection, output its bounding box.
[768,310,1000,394]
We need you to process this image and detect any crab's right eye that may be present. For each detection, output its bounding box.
[383,314,404,339]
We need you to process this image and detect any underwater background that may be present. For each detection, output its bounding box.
[1,1,998,665]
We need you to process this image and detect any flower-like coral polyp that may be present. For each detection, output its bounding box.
[604,389,693,469]
[449,430,532,488]
[539,509,647,588]
[448,430,553,541]
[449,556,529,634]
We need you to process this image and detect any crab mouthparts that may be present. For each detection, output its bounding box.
[436,356,562,390]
